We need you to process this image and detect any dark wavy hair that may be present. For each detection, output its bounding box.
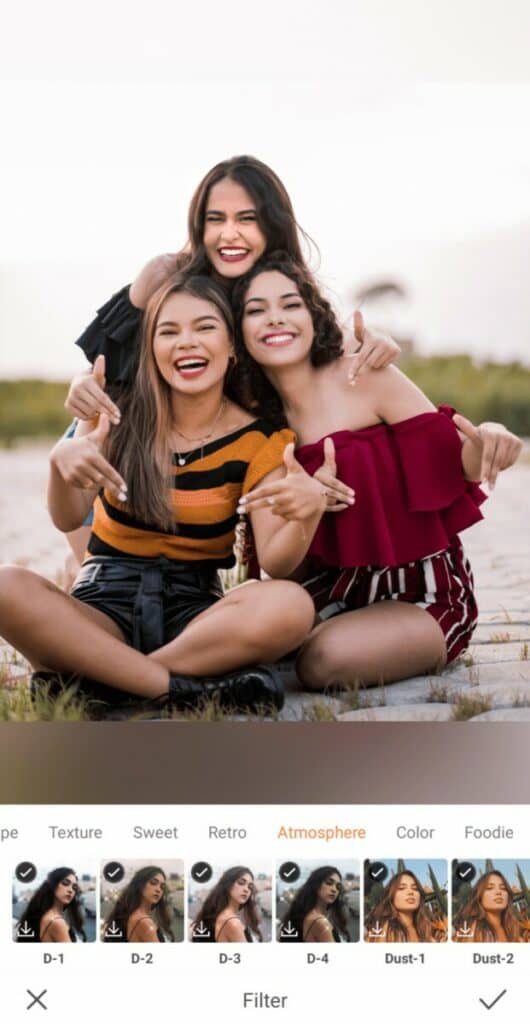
[192,865,263,942]
[106,273,240,531]
[103,865,174,942]
[365,871,433,943]
[453,871,521,943]
[16,867,86,942]
[231,252,344,427]
[280,866,350,942]
[173,155,316,281]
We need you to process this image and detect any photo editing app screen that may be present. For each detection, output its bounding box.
[1,2,530,1019]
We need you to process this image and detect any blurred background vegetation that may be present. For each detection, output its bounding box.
[1,355,529,447]
[0,380,70,447]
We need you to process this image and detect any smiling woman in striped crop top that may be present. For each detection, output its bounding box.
[0,274,327,715]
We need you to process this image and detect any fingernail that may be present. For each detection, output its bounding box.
[236,506,245,515]
[239,496,247,504]
[118,491,127,502]
[348,497,355,505]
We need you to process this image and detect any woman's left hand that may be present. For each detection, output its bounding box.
[453,413,523,489]
[238,443,335,521]
[346,310,401,384]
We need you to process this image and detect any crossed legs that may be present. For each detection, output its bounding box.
[0,566,314,699]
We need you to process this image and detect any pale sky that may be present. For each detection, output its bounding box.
[2,1,530,376]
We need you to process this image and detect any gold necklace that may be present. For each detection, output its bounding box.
[173,398,226,466]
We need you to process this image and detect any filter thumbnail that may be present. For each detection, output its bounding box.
[452,859,530,942]
[100,860,184,942]
[189,862,272,942]
[13,863,97,942]
[364,859,448,942]
[276,861,360,942]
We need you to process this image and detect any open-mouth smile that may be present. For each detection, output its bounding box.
[174,357,209,379]
[218,247,250,262]
[260,332,296,347]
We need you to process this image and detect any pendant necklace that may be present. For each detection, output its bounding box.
[173,399,226,466]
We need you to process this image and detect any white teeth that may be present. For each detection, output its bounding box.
[262,334,294,345]
[220,248,247,256]
[176,359,207,369]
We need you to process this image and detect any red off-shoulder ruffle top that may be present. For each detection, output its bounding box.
[295,405,486,568]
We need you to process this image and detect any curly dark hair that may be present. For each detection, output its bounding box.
[16,867,86,942]
[103,866,174,942]
[192,865,263,942]
[279,865,350,942]
[231,252,344,427]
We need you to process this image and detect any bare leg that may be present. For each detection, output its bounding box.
[149,580,315,676]
[0,566,169,697]
[295,601,447,691]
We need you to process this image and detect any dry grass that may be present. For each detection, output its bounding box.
[427,681,451,704]
[451,693,493,721]
[301,700,337,722]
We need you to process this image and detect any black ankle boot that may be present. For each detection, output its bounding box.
[168,664,284,712]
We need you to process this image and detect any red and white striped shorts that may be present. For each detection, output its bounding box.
[301,541,477,664]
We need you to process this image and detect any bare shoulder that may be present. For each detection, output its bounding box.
[45,917,70,941]
[128,913,158,942]
[357,364,436,423]
[217,916,246,942]
[304,913,333,942]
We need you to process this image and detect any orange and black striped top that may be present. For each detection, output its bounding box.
[88,419,294,568]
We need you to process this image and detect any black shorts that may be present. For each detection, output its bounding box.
[51,555,223,711]
[70,555,224,654]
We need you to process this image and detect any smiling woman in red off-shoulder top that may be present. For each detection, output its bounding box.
[233,253,522,690]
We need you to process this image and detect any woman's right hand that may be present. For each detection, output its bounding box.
[129,252,180,308]
[50,414,127,501]
[65,355,121,423]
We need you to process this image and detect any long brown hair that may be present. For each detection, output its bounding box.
[106,274,235,531]
[173,155,316,280]
[454,871,521,942]
[104,866,174,942]
[192,865,263,942]
[365,871,433,943]
[232,251,344,427]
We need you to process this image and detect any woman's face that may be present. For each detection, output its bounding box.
[229,872,253,906]
[392,874,421,913]
[241,270,314,371]
[54,874,77,906]
[153,291,233,396]
[142,873,165,906]
[203,178,266,278]
[317,872,341,906]
[480,874,509,913]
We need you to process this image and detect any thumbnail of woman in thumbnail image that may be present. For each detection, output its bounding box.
[191,865,264,942]
[14,867,89,942]
[364,863,448,943]
[453,863,530,942]
[102,865,180,942]
[278,865,354,942]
